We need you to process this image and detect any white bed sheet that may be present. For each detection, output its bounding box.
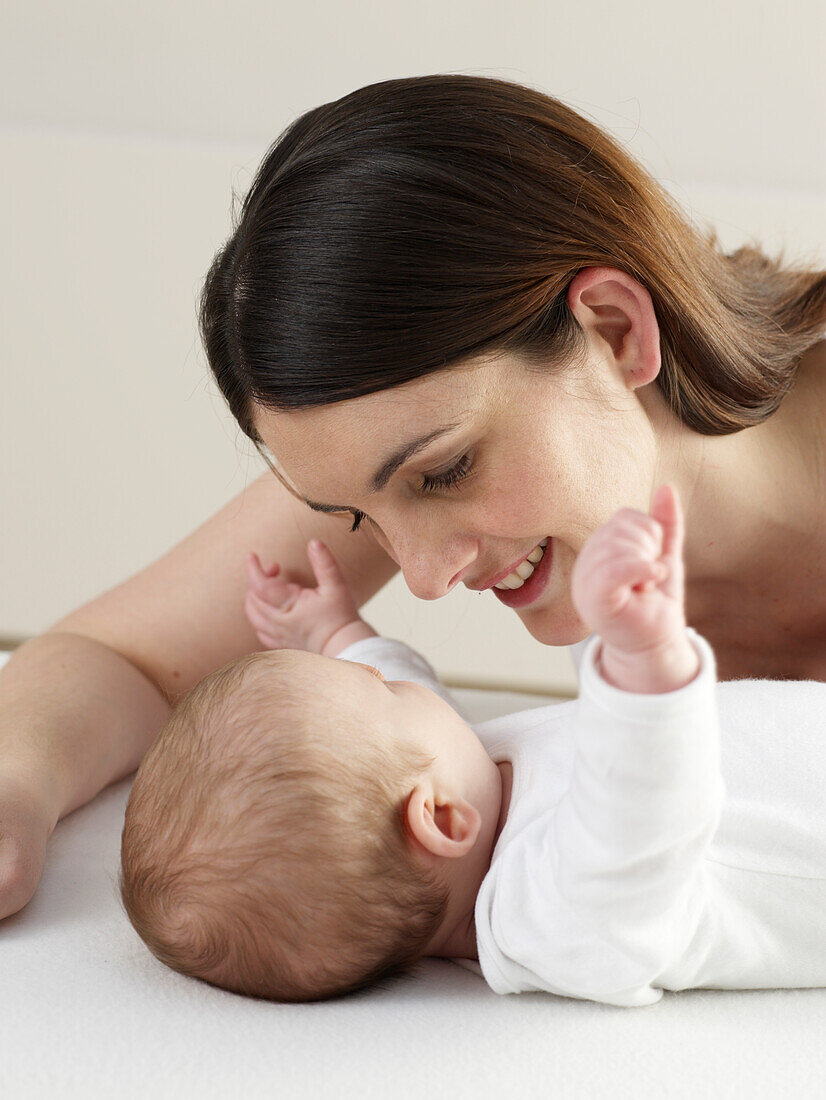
[1,650,825,1099]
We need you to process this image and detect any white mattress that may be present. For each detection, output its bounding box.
[1,649,825,1098]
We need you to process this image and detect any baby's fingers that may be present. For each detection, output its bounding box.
[649,484,684,562]
[246,555,304,610]
[245,588,298,633]
[244,593,290,649]
[246,552,281,593]
[244,590,272,633]
[605,555,670,601]
[307,540,348,592]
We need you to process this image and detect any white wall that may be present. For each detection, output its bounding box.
[2,2,824,693]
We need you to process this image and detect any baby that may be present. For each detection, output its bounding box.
[120,485,826,1006]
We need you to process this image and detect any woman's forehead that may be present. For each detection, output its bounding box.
[253,359,499,474]
[257,410,466,509]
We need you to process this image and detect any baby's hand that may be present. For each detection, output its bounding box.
[571,485,697,691]
[244,540,362,656]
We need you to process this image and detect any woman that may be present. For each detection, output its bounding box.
[1,74,824,920]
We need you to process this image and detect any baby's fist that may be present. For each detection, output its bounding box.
[571,484,687,658]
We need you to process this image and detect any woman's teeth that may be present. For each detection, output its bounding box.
[494,539,548,590]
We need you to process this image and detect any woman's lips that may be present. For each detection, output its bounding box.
[470,546,545,591]
[491,537,554,609]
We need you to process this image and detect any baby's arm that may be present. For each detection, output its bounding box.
[552,485,723,1000]
[244,539,377,658]
[550,628,722,1003]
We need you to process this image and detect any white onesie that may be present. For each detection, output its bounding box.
[336,630,826,1007]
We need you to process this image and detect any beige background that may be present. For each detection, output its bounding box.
[2,2,824,693]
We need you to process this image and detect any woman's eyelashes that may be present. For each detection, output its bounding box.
[420,453,473,493]
[347,453,474,534]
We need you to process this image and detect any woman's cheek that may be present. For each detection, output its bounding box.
[489,482,556,534]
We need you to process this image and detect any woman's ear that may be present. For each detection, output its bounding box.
[567,266,662,389]
[404,785,482,859]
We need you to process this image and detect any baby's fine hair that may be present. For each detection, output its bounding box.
[119,649,450,1002]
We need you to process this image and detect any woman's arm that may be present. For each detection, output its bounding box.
[48,470,398,704]
[0,469,397,918]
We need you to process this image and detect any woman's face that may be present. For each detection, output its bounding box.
[253,345,660,646]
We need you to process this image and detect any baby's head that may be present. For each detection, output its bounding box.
[120,649,503,1002]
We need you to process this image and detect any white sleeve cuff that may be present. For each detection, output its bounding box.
[579,628,717,723]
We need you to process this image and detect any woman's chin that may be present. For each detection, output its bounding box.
[515,601,590,648]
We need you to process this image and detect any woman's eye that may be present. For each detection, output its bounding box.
[420,454,473,494]
[344,509,381,535]
[344,454,472,534]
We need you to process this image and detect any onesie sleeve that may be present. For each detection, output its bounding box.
[549,627,724,1003]
[333,635,472,719]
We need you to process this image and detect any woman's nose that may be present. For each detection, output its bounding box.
[394,533,475,601]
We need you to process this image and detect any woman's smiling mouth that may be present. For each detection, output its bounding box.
[467,538,551,594]
[492,539,549,589]
[487,538,555,609]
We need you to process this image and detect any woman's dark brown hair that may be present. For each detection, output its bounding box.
[199,72,826,449]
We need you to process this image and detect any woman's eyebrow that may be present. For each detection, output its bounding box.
[369,423,461,491]
[301,422,461,513]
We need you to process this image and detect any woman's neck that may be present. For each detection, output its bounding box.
[644,340,826,599]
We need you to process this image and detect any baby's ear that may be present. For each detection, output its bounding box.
[404,786,481,859]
